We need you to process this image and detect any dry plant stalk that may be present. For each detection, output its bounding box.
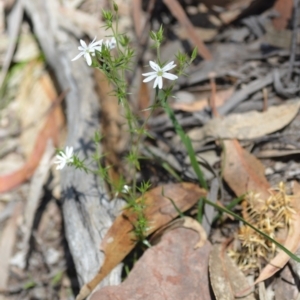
[229,182,296,271]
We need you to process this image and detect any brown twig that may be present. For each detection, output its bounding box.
[262,88,268,112]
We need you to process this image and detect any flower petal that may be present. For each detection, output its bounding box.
[143,74,157,83]
[158,77,163,89]
[109,37,116,49]
[153,76,160,89]
[54,158,63,164]
[149,61,159,71]
[66,147,73,157]
[93,45,102,52]
[84,53,92,66]
[162,61,176,72]
[80,39,87,48]
[162,73,178,81]
[91,40,103,48]
[104,40,110,48]
[56,162,65,170]
[71,52,84,61]
[142,71,157,77]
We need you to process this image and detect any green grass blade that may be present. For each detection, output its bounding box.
[162,100,208,190]
[213,194,245,222]
[197,197,205,223]
[161,187,184,218]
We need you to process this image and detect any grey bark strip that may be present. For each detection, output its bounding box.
[23,0,123,289]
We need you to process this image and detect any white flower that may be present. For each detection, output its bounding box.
[142,61,178,89]
[54,146,74,170]
[122,185,131,193]
[104,37,116,50]
[72,37,103,66]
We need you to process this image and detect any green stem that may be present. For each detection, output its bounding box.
[161,99,208,190]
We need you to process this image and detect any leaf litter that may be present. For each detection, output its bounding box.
[1,0,300,300]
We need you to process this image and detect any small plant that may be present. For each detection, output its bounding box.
[54,2,198,244]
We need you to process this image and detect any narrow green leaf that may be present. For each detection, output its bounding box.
[162,100,208,190]
[197,197,205,223]
[213,194,245,222]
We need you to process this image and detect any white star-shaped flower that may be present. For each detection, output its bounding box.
[54,146,74,170]
[72,37,103,66]
[104,37,117,50]
[142,61,178,89]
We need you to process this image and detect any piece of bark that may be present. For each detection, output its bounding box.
[0,202,23,291]
[0,0,23,89]
[23,0,123,289]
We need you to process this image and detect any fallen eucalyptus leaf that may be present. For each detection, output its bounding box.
[222,140,270,200]
[76,183,206,300]
[186,100,300,151]
[90,227,212,300]
[150,216,207,249]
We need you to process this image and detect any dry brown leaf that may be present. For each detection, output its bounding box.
[90,227,211,300]
[16,61,55,157]
[272,0,293,30]
[187,100,300,149]
[209,243,255,300]
[175,26,218,42]
[172,97,208,112]
[253,182,300,285]
[76,183,207,300]
[132,0,143,38]
[172,87,234,112]
[0,73,64,193]
[222,140,270,200]
[138,79,151,118]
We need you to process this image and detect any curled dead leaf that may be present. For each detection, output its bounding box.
[187,100,300,151]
